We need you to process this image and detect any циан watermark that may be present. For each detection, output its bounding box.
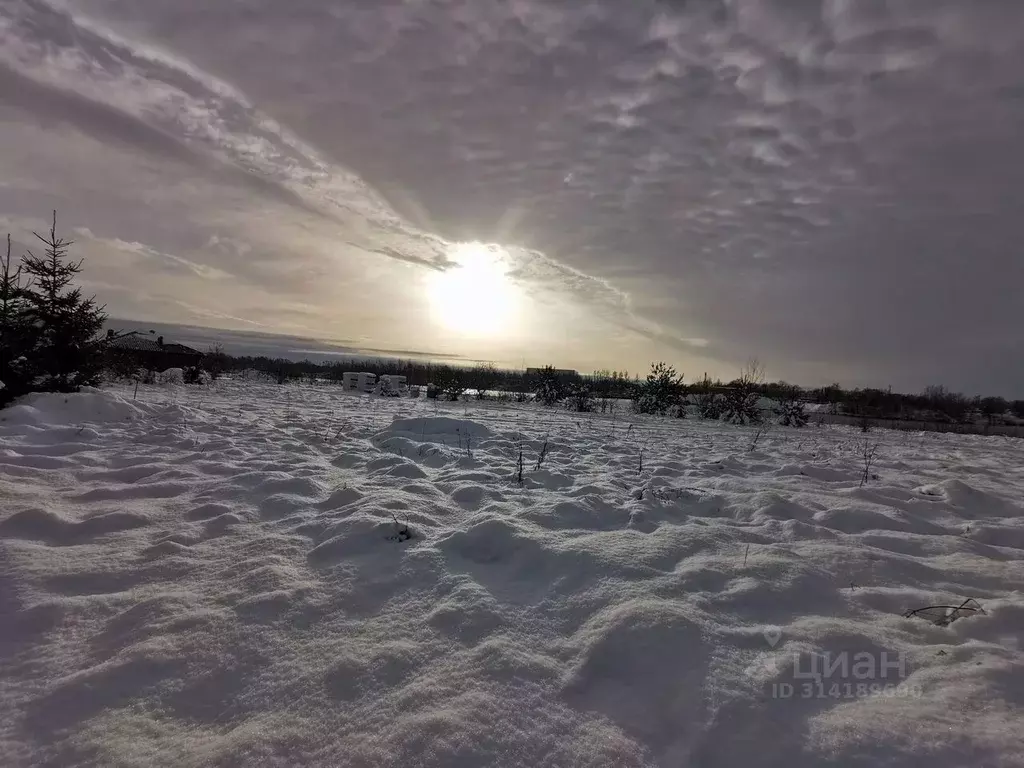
[755,627,923,700]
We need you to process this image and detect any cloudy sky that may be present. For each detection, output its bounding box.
[2,1,1023,394]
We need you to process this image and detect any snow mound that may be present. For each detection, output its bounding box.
[0,508,150,542]
[0,387,145,426]
[562,600,709,760]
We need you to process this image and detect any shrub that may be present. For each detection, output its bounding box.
[773,385,808,427]
[433,367,466,401]
[922,384,971,423]
[378,377,401,397]
[103,344,143,381]
[692,374,722,420]
[204,344,228,380]
[632,362,684,415]
[567,383,594,412]
[159,368,185,385]
[695,393,722,419]
[720,360,765,425]
[776,399,808,427]
[183,365,205,385]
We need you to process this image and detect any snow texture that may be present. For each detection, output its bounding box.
[1,382,1023,767]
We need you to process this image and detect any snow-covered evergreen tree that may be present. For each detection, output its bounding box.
[632,362,684,416]
[774,385,808,427]
[533,366,565,406]
[0,233,34,407]
[19,212,106,394]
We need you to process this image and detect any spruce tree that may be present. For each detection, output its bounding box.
[632,362,684,415]
[0,233,33,406]
[534,365,565,406]
[20,211,107,393]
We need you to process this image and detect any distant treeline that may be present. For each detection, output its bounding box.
[203,348,1024,425]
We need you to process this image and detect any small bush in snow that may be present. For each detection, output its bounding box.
[386,513,413,542]
[204,343,228,380]
[567,383,594,413]
[691,374,722,419]
[749,421,772,452]
[721,389,762,425]
[773,385,808,427]
[182,366,210,385]
[159,368,185,385]
[695,394,722,419]
[720,360,765,425]
[775,399,808,427]
[377,378,401,397]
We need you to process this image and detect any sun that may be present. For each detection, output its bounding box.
[427,242,519,336]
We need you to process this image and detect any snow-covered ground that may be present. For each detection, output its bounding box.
[2,381,1023,767]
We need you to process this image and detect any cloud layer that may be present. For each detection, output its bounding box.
[3,0,1023,392]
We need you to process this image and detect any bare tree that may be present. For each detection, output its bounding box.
[436,366,467,401]
[749,420,772,452]
[468,363,499,400]
[0,234,26,330]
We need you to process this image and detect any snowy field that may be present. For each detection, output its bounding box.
[2,380,1023,767]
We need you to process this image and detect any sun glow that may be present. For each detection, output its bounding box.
[427,242,519,336]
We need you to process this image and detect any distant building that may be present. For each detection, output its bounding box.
[105,331,204,370]
[526,367,578,377]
